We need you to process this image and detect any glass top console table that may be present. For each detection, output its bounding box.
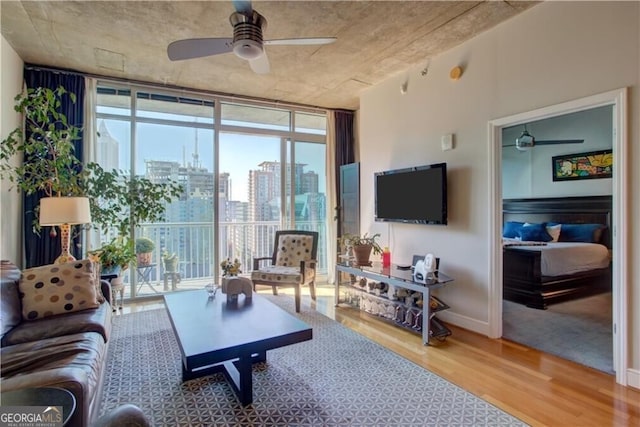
[335,261,453,345]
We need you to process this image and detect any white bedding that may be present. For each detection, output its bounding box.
[503,240,610,276]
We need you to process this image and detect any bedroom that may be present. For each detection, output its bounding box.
[500,106,614,374]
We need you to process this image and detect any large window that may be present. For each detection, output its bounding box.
[95,83,327,299]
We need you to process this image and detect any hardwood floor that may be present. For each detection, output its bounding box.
[119,286,640,427]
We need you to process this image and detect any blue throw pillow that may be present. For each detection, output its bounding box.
[518,223,553,242]
[503,221,525,238]
[559,223,605,243]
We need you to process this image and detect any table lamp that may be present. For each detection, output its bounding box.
[39,196,92,264]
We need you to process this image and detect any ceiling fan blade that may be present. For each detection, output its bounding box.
[264,37,337,46]
[503,139,584,149]
[535,139,584,145]
[249,51,270,74]
[232,0,253,16]
[167,38,233,61]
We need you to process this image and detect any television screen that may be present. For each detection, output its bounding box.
[375,163,447,225]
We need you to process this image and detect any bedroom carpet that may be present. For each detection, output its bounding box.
[502,293,613,374]
[100,293,526,426]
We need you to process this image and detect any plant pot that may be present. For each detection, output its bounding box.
[137,252,152,266]
[353,244,373,265]
[163,258,178,272]
[101,265,122,277]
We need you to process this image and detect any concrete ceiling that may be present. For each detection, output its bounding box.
[1,1,537,110]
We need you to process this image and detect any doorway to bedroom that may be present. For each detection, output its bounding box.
[500,107,614,374]
[488,88,629,385]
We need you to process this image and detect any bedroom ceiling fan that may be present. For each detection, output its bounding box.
[503,124,584,151]
[166,0,337,74]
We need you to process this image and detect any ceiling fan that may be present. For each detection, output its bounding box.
[167,0,337,74]
[503,124,584,151]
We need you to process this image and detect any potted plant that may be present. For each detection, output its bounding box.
[85,162,182,239]
[89,237,136,277]
[0,86,84,199]
[340,233,383,265]
[0,85,183,260]
[162,249,179,273]
[135,237,155,266]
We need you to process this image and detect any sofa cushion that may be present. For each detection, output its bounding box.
[2,301,112,347]
[19,260,100,321]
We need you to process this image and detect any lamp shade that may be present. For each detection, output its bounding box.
[39,197,92,225]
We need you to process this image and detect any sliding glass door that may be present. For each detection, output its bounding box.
[95,82,327,299]
[218,132,281,270]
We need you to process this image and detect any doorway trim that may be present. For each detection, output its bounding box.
[487,88,628,385]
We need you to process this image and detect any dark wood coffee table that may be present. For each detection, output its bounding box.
[164,290,312,406]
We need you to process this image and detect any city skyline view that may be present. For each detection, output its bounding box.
[98,119,326,204]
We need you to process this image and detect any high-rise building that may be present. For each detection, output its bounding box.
[247,161,324,259]
[97,120,120,172]
[301,171,319,194]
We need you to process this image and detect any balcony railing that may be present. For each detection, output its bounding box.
[116,220,326,298]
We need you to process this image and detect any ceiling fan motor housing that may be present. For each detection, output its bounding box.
[516,129,535,151]
[230,11,266,60]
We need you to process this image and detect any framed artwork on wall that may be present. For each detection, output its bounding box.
[552,149,613,182]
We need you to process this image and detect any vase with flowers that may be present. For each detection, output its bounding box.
[220,258,242,292]
[220,258,242,277]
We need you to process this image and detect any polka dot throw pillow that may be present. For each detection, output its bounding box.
[19,259,100,321]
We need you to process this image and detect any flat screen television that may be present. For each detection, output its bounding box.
[374,162,447,225]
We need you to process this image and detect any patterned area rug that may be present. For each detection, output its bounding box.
[100,294,526,426]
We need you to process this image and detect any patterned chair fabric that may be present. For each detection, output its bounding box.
[250,230,319,312]
[251,266,316,285]
[276,234,314,264]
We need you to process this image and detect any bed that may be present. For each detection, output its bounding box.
[502,196,612,309]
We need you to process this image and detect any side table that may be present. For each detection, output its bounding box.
[0,387,76,426]
[136,263,158,294]
[163,271,181,291]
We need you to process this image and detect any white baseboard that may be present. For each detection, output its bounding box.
[437,310,490,337]
[627,368,640,390]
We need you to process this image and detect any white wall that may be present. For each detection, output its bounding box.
[0,35,24,267]
[359,1,639,375]
[502,105,613,199]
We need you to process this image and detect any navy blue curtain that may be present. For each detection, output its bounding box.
[334,110,355,197]
[23,68,85,268]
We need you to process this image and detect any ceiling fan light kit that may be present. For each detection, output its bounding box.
[516,128,535,151]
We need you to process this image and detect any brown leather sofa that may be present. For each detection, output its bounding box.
[1,261,113,427]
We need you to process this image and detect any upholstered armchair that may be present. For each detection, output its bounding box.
[250,230,318,312]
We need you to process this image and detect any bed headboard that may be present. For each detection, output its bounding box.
[502,195,612,248]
